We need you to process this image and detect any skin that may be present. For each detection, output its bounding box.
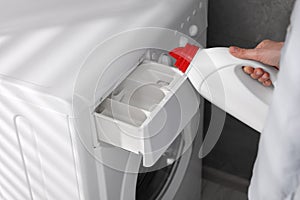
[229,40,284,87]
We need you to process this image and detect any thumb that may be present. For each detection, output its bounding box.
[229,46,259,61]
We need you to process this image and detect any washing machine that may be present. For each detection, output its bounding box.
[0,0,208,199]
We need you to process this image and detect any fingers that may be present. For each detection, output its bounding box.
[258,71,270,83]
[243,67,272,87]
[251,68,264,79]
[262,80,272,87]
[229,46,260,61]
[243,66,254,74]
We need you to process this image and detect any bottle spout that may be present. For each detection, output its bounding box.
[169,43,199,73]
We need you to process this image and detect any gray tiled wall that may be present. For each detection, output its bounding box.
[207,0,295,48]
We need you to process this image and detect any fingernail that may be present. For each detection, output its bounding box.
[262,73,269,78]
[256,71,263,76]
[264,80,272,87]
[231,46,239,53]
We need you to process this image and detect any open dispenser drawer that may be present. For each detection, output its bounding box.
[94,62,200,167]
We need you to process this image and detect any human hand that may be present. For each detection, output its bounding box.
[229,40,284,87]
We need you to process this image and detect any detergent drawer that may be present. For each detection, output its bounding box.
[94,62,200,167]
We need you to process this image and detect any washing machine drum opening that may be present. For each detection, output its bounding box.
[136,135,183,200]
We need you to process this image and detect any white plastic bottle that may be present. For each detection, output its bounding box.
[169,43,278,132]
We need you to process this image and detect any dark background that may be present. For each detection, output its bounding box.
[204,0,296,180]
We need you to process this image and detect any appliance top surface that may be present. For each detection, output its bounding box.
[0,0,200,102]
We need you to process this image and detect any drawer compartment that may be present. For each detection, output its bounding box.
[110,79,166,111]
[94,62,200,167]
[96,99,147,127]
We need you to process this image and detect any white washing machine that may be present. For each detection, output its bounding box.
[0,1,208,199]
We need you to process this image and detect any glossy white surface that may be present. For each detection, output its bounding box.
[188,47,278,132]
[0,0,207,114]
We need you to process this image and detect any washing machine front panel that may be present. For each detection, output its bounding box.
[0,0,208,200]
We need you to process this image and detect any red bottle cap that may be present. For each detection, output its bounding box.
[169,43,199,73]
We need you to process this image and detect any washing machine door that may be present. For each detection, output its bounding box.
[135,110,202,200]
[97,108,202,200]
